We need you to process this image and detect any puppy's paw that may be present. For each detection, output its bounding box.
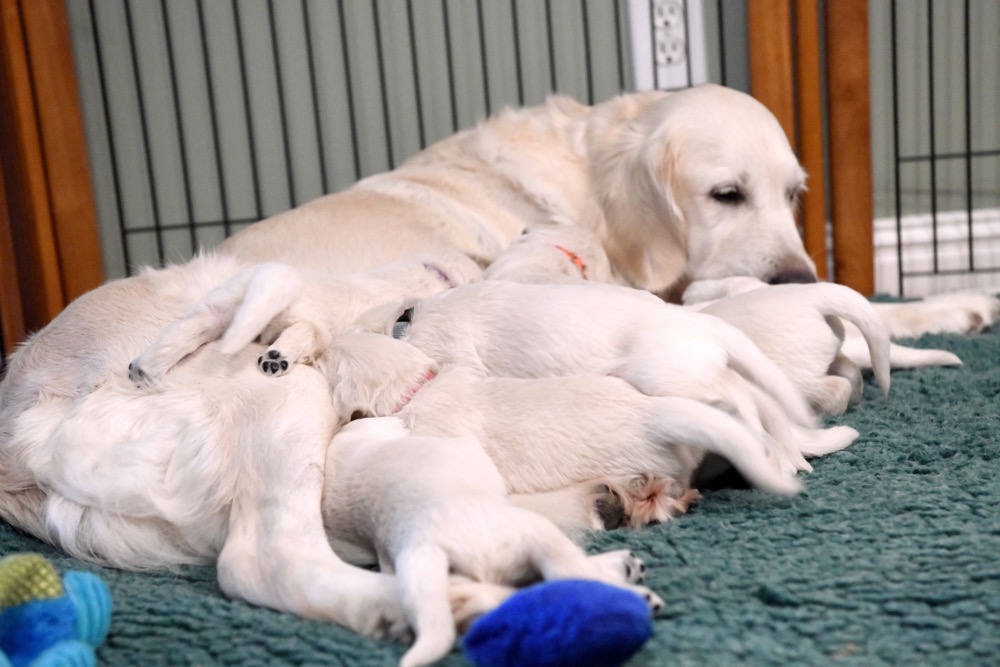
[628,584,665,614]
[127,359,153,387]
[589,549,648,584]
[881,292,1000,338]
[257,349,291,376]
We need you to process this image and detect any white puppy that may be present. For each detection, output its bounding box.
[322,333,807,490]
[323,415,662,667]
[683,277,964,405]
[483,222,621,285]
[683,279,891,415]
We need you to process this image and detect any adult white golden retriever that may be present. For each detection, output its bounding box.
[1,84,996,640]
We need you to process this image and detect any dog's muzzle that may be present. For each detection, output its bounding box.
[767,268,817,285]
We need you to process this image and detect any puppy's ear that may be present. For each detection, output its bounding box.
[350,299,417,335]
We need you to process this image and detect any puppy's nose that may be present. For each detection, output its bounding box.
[767,268,817,285]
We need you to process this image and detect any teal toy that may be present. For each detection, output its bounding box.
[0,554,112,667]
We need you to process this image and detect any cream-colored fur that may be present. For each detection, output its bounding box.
[0,253,480,639]
[323,415,662,667]
[683,276,966,411]
[2,83,996,644]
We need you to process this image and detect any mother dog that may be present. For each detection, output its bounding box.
[1,84,996,639]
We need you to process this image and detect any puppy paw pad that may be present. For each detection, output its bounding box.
[257,349,291,376]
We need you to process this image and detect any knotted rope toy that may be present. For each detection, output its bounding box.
[0,553,112,667]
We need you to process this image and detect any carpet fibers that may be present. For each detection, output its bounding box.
[2,326,998,666]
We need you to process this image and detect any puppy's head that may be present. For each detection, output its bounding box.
[323,332,439,422]
[484,222,616,284]
[590,84,816,295]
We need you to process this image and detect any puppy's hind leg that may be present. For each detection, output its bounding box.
[514,512,664,612]
[129,268,259,385]
[217,371,408,639]
[395,544,457,667]
[257,321,328,377]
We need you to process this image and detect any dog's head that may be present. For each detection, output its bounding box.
[589,84,816,296]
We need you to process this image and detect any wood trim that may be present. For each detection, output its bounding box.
[793,0,828,281]
[0,160,25,355]
[0,0,103,337]
[748,0,829,281]
[747,0,795,140]
[20,0,104,302]
[825,0,874,295]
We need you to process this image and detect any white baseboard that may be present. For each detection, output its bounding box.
[873,208,1000,296]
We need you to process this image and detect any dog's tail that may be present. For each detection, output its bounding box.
[715,323,817,428]
[395,543,457,667]
[809,283,892,397]
[649,396,802,496]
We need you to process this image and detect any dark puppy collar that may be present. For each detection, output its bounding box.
[392,307,415,339]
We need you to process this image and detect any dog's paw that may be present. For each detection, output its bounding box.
[257,349,291,376]
[879,292,1000,338]
[589,549,647,584]
[629,584,665,614]
[127,359,156,387]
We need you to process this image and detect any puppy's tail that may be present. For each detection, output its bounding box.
[810,283,892,397]
[716,323,817,428]
[650,396,802,496]
[396,543,457,667]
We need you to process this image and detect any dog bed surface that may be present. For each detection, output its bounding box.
[1,326,998,666]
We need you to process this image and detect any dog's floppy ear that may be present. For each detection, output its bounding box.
[349,299,418,335]
[588,94,688,293]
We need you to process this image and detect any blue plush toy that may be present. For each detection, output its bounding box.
[464,579,654,667]
[0,554,112,667]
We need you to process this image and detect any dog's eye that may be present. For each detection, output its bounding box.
[787,186,805,205]
[710,186,746,206]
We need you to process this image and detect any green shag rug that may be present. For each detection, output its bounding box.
[2,326,998,666]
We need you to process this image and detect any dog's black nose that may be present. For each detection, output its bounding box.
[767,268,817,285]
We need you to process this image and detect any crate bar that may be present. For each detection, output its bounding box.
[123,0,165,265]
[233,0,263,221]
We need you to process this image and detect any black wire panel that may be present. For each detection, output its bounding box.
[887,0,1000,296]
[66,0,739,277]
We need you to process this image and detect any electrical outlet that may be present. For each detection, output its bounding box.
[653,0,686,66]
[629,0,707,91]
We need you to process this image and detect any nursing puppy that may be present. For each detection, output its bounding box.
[323,415,663,667]
[323,334,806,492]
[683,277,964,410]
[683,278,891,415]
[0,251,480,638]
[482,222,621,285]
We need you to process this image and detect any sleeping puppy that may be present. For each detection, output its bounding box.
[684,278,892,415]
[322,334,808,495]
[482,222,622,285]
[0,252,480,639]
[683,276,965,410]
[322,415,663,667]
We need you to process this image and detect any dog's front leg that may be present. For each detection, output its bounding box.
[216,375,409,639]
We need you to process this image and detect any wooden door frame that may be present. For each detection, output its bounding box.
[0,0,104,352]
[747,0,874,295]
